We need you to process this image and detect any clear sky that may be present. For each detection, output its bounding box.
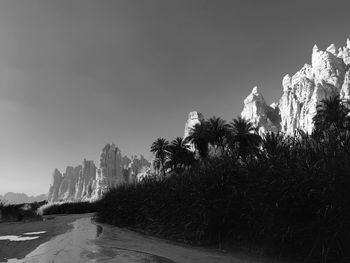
[1,0,350,195]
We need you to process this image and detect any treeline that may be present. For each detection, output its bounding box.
[0,201,46,222]
[38,201,98,216]
[96,95,350,262]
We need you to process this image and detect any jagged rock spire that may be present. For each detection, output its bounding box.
[326,43,337,55]
[241,37,350,136]
[241,86,280,134]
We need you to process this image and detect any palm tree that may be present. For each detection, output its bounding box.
[207,116,230,154]
[185,122,210,160]
[150,138,169,177]
[312,95,350,134]
[167,137,195,170]
[152,158,161,175]
[227,117,261,159]
[261,132,289,161]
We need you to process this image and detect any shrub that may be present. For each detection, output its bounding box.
[38,201,98,215]
[0,201,46,221]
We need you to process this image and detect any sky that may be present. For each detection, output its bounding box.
[1,0,350,195]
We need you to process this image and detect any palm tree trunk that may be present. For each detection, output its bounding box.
[161,156,166,177]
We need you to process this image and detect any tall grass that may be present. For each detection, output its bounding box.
[97,130,350,262]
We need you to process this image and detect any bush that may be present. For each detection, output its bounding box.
[38,201,99,216]
[0,201,46,221]
[96,157,253,244]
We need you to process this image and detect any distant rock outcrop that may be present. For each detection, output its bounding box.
[58,166,82,201]
[47,168,63,202]
[47,143,151,202]
[75,159,96,200]
[242,38,350,135]
[91,143,125,200]
[0,192,47,204]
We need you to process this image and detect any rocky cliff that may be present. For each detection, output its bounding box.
[242,38,350,135]
[48,144,151,202]
[91,143,125,200]
[75,159,96,200]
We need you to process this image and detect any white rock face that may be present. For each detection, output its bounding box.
[59,166,82,201]
[91,143,124,200]
[279,42,348,134]
[340,70,350,100]
[47,169,63,202]
[48,144,152,202]
[49,165,82,202]
[241,86,281,134]
[75,159,96,201]
[242,38,350,135]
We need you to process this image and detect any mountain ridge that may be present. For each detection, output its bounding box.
[0,192,47,204]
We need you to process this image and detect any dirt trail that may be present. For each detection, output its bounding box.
[1,214,284,263]
[0,214,89,262]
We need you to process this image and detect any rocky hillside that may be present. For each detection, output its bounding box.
[242,38,350,134]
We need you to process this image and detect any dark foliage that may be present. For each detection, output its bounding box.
[40,201,99,215]
[166,137,194,171]
[313,95,350,136]
[150,138,169,177]
[186,122,211,159]
[0,201,47,221]
[97,112,350,262]
[226,117,261,159]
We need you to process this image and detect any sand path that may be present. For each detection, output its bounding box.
[1,214,285,263]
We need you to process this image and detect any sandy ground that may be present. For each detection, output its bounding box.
[95,221,286,263]
[0,214,91,261]
[0,214,289,263]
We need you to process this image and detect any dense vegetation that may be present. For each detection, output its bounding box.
[38,201,98,215]
[96,95,350,262]
[0,201,46,221]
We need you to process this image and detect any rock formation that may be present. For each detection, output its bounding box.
[48,143,151,202]
[242,38,350,135]
[58,165,82,201]
[47,169,63,202]
[48,165,83,202]
[74,159,96,200]
[241,86,281,134]
[91,143,125,200]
